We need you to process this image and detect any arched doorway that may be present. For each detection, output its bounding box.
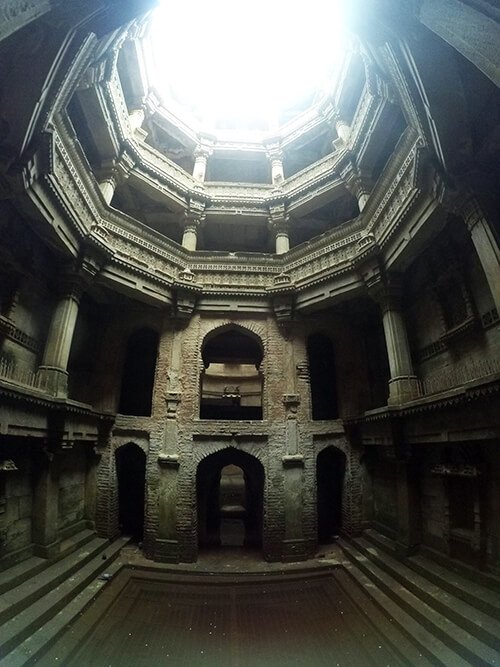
[197,448,264,552]
[115,443,146,542]
[316,447,346,544]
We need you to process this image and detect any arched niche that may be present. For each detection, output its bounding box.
[118,328,159,416]
[200,327,264,420]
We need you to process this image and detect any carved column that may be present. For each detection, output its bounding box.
[181,212,203,251]
[266,145,285,186]
[38,258,99,397]
[193,146,212,182]
[371,276,420,404]
[341,159,372,211]
[462,196,500,313]
[335,117,351,144]
[269,204,290,255]
[129,107,145,132]
[97,159,119,205]
[38,276,83,397]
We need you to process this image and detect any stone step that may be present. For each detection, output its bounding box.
[333,568,436,667]
[0,529,96,596]
[419,545,500,594]
[1,546,128,667]
[339,539,499,666]
[0,535,109,626]
[408,553,500,621]
[362,529,500,614]
[0,536,129,663]
[352,536,500,652]
[362,528,399,556]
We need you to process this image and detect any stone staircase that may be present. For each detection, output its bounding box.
[0,530,129,666]
[338,529,500,666]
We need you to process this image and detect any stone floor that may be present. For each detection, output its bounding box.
[42,544,406,667]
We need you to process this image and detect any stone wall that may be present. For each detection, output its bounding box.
[0,440,33,566]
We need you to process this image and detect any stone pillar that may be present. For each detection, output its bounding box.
[38,275,83,397]
[98,176,116,205]
[84,446,101,530]
[348,167,371,211]
[372,277,420,404]
[129,107,145,132]
[462,196,500,314]
[181,213,203,251]
[269,207,290,255]
[336,117,351,144]
[156,456,180,562]
[282,455,306,561]
[32,448,60,558]
[395,454,421,556]
[193,146,211,182]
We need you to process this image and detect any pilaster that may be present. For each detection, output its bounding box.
[32,445,60,558]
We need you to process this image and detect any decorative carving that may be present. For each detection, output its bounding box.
[431,464,480,478]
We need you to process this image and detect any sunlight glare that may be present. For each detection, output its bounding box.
[147,0,347,129]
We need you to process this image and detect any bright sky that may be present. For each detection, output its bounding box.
[147,0,347,129]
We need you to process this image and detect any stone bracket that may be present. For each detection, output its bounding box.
[282,454,304,468]
[158,453,180,468]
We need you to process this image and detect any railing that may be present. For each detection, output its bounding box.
[0,356,39,390]
[420,356,500,396]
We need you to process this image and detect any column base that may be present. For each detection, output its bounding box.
[388,376,420,405]
[153,538,180,563]
[280,538,314,562]
[33,539,61,559]
[395,540,420,558]
[37,366,68,397]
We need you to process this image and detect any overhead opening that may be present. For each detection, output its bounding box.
[147,0,348,132]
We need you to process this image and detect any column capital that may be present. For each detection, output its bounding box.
[339,156,371,205]
[368,273,404,313]
[458,194,485,233]
[182,210,205,232]
[194,144,213,161]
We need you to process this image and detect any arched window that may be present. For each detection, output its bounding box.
[119,328,159,416]
[307,333,338,420]
[200,328,263,420]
